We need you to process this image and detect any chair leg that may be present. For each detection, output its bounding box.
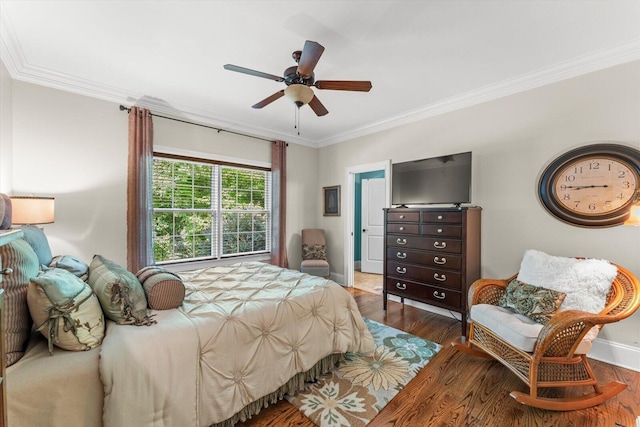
[510,355,627,411]
[510,381,627,411]
[450,337,495,359]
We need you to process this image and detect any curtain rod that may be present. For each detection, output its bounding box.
[119,105,275,143]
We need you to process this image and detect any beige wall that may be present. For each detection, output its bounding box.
[317,60,640,347]
[0,61,12,191]
[6,76,318,268]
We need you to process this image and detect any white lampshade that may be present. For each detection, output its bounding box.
[10,196,55,225]
[284,84,314,107]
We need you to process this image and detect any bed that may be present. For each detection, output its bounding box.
[5,259,374,427]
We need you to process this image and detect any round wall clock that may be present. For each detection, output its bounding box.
[538,143,640,227]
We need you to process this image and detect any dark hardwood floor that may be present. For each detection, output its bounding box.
[237,288,640,427]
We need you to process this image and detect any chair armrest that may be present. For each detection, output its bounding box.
[469,275,516,306]
[534,309,617,358]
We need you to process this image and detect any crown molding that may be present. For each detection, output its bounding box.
[2,1,638,149]
[315,39,640,147]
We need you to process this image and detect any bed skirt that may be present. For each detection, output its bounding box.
[212,352,343,427]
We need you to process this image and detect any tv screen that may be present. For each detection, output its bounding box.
[392,152,472,206]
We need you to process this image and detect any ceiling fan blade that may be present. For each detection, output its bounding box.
[297,40,325,78]
[252,90,285,109]
[308,95,329,116]
[223,64,284,82]
[314,80,372,91]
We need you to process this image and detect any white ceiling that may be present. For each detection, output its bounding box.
[1,1,639,147]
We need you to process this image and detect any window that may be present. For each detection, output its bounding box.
[152,155,271,263]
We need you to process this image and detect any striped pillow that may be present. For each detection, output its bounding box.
[136,266,185,310]
[0,239,40,366]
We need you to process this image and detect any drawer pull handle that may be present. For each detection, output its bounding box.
[437,228,443,233]
[399,215,405,219]
[434,241,446,249]
[434,257,446,265]
[396,252,407,259]
[437,215,443,220]
[0,268,13,275]
[399,226,405,231]
[396,282,407,290]
[396,238,407,245]
[396,267,407,274]
[433,290,446,300]
[434,273,446,282]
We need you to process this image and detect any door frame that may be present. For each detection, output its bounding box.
[343,160,392,287]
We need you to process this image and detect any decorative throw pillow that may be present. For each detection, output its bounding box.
[302,244,327,260]
[517,249,617,314]
[87,255,155,326]
[499,279,567,324]
[27,267,104,352]
[18,225,53,266]
[0,238,40,366]
[136,266,185,310]
[49,254,89,281]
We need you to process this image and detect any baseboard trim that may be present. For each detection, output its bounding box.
[589,338,640,372]
[386,295,640,372]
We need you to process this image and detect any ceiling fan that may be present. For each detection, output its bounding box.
[223,40,372,117]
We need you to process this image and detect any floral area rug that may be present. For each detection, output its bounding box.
[286,318,442,427]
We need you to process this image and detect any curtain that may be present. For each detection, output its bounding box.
[271,140,288,268]
[127,107,154,272]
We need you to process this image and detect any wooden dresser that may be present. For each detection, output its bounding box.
[383,207,481,337]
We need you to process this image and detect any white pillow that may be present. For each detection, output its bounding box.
[517,249,617,314]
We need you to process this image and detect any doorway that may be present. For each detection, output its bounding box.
[343,160,391,289]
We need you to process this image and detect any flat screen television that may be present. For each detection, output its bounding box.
[392,151,472,206]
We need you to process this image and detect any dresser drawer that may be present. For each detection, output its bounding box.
[387,261,462,289]
[387,211,420,222]
[421,224,462,238]
[385,277,461,308]
[387,223,420,234]
[387,235,461,254]
[422,211,462,224]
[386,247,462,270]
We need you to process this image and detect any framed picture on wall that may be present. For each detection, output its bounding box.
[323,185,341,216]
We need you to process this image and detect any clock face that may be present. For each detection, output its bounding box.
[539,144,640,227]
[552,157,638,216]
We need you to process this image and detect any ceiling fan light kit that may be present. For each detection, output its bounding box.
[284,84,314,107]
[224,40,372,129]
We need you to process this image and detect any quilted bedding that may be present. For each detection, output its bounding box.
[101,262,375,426]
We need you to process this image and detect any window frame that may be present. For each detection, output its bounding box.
[152,149,272,267]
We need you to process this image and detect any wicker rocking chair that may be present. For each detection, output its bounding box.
[452,262,640,411]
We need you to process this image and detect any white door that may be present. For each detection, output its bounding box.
[361,178,385,274]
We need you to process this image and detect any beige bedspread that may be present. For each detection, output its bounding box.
[101,262,374,426]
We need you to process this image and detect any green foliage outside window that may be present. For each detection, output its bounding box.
[152,158,270,262]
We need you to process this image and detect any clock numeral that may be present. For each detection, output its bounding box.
[573,166,583,174]
[588,203,596,211]
[618,171,626,179]
[562,194,571,201]
[604,201,612,208]
[573,201,581,208]
[564,175,576,182]
[589,161,600,170]
[621,181,630,189]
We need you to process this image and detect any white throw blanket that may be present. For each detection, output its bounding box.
[100,262,374,426]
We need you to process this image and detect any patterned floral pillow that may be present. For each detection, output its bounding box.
[302,244,327,261]
[498,279,567,325]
